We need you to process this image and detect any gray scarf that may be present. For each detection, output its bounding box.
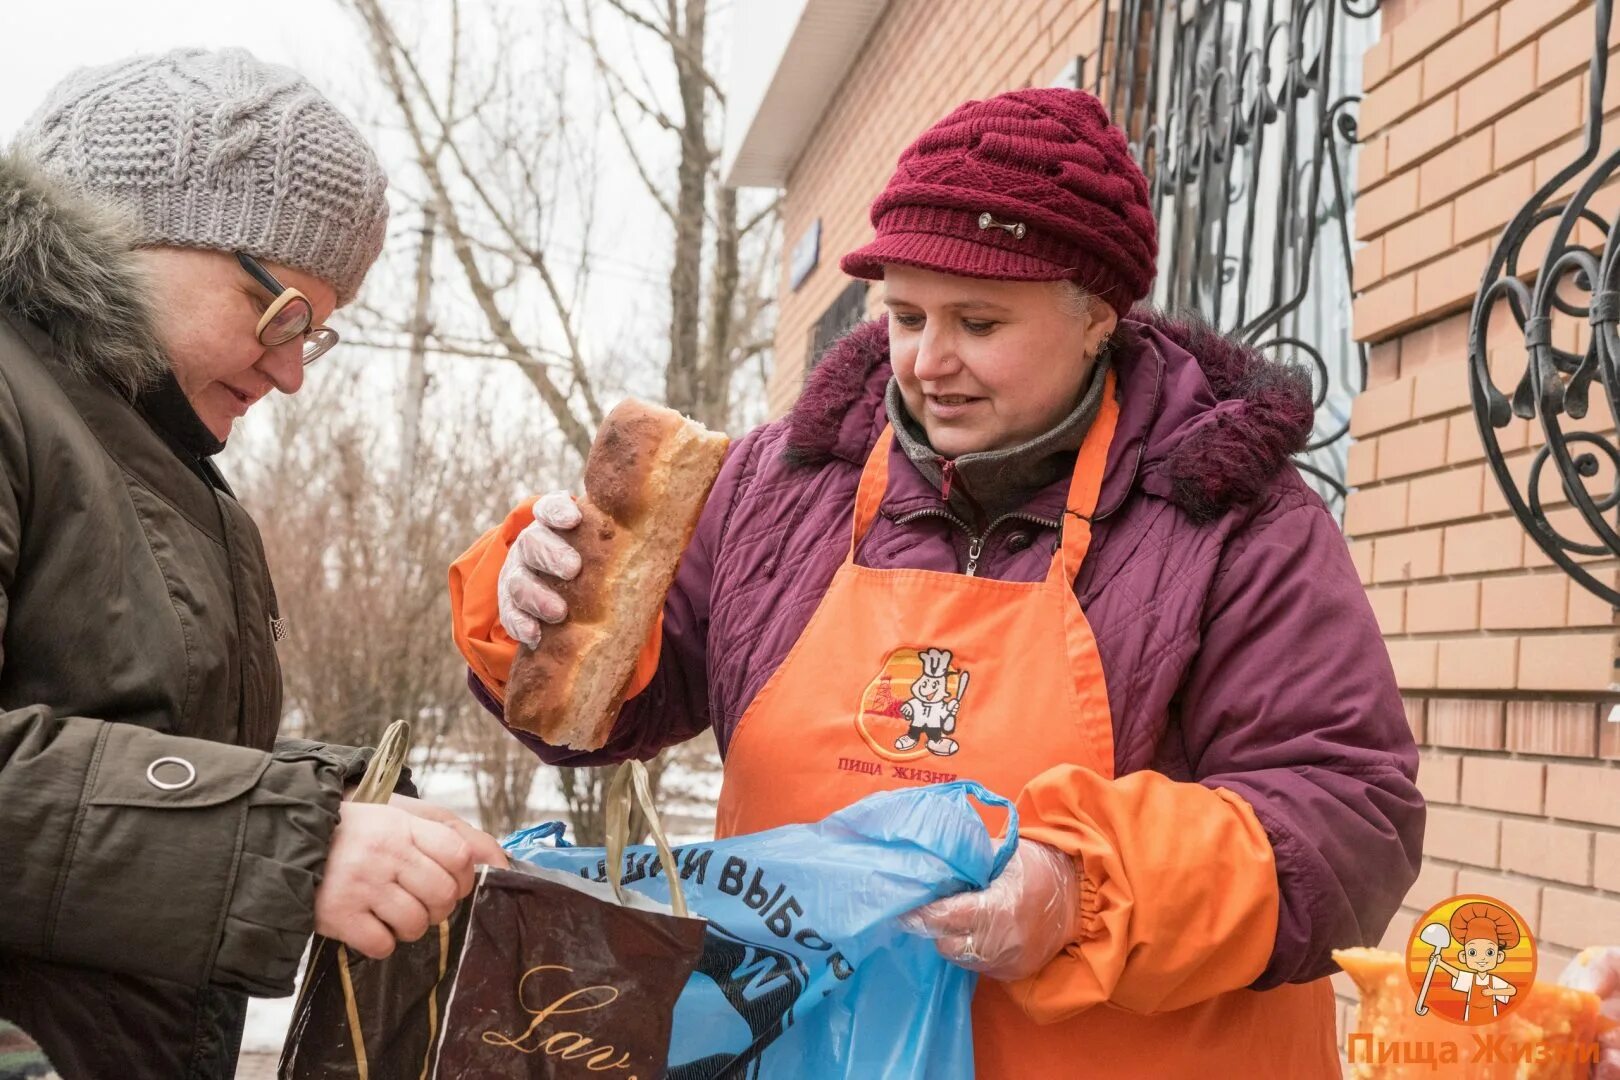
[884,350,1113,524]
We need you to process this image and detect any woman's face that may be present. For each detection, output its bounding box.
[883,264,1117,458]
[134,247,337,441]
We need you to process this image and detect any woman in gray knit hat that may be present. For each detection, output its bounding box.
[0,48,506,1080]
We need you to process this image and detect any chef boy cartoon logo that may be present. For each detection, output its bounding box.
[1406,895,1537,1025]
[855,647,971,760]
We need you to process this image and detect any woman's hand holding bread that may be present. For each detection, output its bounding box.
[498,491,583,648]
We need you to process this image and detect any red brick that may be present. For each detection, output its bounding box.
[1351,376,1417,437]
[1493,75,1583,170]
[1403,313,1471,369]
[1427,698,1505,750]
[1376,420,1449,479]
[1460,755,1546,815]
[1369,340,1401,388]
[1447,414,1529,465]
[1358,170,1422,240]
[1383,204,1455,277]
[1415,241,1492,319]
[1422,11,1499,98]
[1456,869,1542,934]
[1392,0,1463,69]
[1437,636,1519,690]
[1407,860,1461,911]
[1457,45,1539,136]
[1566,571,1619,627]
[1537,7,1611,87]
[1367,586,1406,635]
[1388,92,1459,173]
[1350,538,1375,585]
[1354,273,1420,341]
[1480,575,1569,631]
[1595,833,1620,891]
[1419,130,1495,206]
[1425,804,1501,866]
[1522,507,1614,568]
[1540,886,1620,950]
[1499,0,1585,49]
[1406,580,1481,633]
[1347,438,1379,488]
[1501,819,1593,886]
[1419,749,1462,803]
[1452,163,1536,245]
[1517,632,1618,693]
[1360,63,1424,136]
[1353,236,1384,291]
[1387,639,1440,690]
[1364,34,1394,90]
[1462,0,1501,17]
[1344,483,1410,537]
[1406,464,1484,526]
[1506,701,1598,757]
[1412,358,1471,418]
[1544,761,1620,827]
[1405,695,1429,742]
[1602,706,1620,760]
[1441,517,1523,574]
[1361,133,1390,189]
[1374,528,1445,582]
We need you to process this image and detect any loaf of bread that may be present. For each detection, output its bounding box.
[503,400,729,749]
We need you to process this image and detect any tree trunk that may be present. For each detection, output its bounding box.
[700,185,740,430]
[663,0,712,417]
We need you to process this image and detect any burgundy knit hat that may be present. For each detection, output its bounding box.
[841,87,1158,317]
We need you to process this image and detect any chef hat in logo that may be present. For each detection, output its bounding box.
[919,648,953,679]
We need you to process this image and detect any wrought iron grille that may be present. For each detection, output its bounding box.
[1094,0,1381,513]
[1469,0,1620,607]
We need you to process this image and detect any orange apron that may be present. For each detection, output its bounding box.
[713,370,1337,1078]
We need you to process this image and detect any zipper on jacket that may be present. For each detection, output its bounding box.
[890,507,1062,577]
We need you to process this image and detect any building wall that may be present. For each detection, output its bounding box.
[1344,0,1620,1039]
[770,0,1109,416]
[766,0,1620,1055]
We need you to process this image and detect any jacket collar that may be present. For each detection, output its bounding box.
[0,151,169,400]
[784,309,1313,523]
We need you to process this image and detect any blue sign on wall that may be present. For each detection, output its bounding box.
[790,217,821,291]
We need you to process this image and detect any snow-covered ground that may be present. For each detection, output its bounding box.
[240,752,720,1056]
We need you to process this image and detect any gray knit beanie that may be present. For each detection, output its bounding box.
[14,47,389,305]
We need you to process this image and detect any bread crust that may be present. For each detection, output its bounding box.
[503,400,729,749]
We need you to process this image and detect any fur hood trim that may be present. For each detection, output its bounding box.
[0,151,167,398]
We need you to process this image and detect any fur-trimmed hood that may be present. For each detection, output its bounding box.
[785,309,1314,522]
[0,151,167,398]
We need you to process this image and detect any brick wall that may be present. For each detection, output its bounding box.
[770,0,1108,416]
[1341,0,1620,1044]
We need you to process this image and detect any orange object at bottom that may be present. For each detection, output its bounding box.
[972,976,1339,1078]
[1335,948,1610,1078]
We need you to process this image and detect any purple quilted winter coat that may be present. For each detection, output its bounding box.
[478,310,1424,988]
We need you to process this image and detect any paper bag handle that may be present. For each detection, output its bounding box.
[350,719,412,805]
[604,759,690,918]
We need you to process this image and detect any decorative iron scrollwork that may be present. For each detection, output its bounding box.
[1096,0,1381,514]
[1469,0,1620,606]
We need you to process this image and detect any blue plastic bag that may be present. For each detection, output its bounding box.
[503,781,1016,1080]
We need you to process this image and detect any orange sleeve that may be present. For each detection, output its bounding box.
[1005,765,1279,1021]
[447,498,663,705]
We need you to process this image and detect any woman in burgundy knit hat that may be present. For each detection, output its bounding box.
[454,87,1423,1077]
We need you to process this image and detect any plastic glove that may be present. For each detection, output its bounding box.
[1557,947,1620,1079]
[899,839,1081,982]
[498,491,582,648]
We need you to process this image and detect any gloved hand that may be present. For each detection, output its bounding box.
[498,491,582,648]
[900,839,1081,982]
[1557,946,1620,1079]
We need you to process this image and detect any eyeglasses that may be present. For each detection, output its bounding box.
[236,252,339,366]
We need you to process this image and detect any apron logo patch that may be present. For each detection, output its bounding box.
[854,647,971,762]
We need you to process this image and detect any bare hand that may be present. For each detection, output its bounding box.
[388,793,510,870]
[313,802,478,960]
[498,491,582,648]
